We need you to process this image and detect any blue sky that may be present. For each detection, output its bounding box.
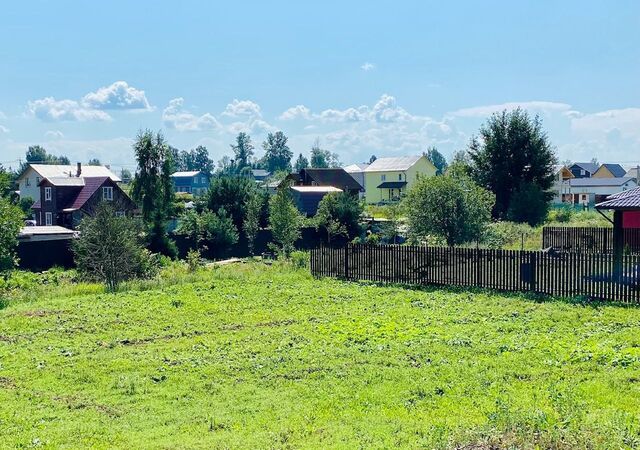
[1,0,639,173]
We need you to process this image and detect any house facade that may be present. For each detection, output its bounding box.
[171,171,210,196]
[552,165,574,203]
[16,163,120,205]
[343,163,369,197]
[592,163,627,178]
[290,186,342,216]
[568,177,637,207]
[32,177,136,228]
[363,155,436,204]
[568,162,599,179]
[286,168,363,196]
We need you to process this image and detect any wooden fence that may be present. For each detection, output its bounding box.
[310,244,640,303]
[542,227,640,254]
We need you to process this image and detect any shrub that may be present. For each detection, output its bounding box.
[0,197,23,273]
[269,183,303,257]
[186,249,201,272]
[548,205,574,223]
[289,251,309,269]
[315,192,363,242]
[507,182,550,226]
[175,208,239,258]
[73,204,159,291]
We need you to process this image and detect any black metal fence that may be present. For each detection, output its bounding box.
[310,244,640,303]
[542,226,640,254]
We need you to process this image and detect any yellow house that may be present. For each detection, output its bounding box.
[592,163,627,178]
[363,155,436,203]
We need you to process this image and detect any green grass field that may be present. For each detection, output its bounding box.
[1,262,640,449]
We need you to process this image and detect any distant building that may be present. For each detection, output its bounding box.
[286,168,363,196]
[171,171,210,196]
[362,155,436,203]
[568,177,637,207]
[290,186,343,216]
[16,163,120,204]
[552,165,574,204]
[568,162,599,179]
[343,163,369,195]
[592,163,627,178]
[32,177,136,228]
[251,169,271,183]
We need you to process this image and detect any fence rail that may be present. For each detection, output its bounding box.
[542,226,640,254]
[310,244,640,303]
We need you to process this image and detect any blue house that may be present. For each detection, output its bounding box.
[171,171,210,196]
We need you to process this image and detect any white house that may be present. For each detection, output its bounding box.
[16,163,121,204]
[568,177,638,207]
[343,163,369,198]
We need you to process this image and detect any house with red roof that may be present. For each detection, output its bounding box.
[32,176,136,228]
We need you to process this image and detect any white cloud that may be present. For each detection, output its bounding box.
[279,105,312,121]
[45,130,64,139]
[0,111,6,119]
[361,62,376,72]
[81,81,152,110]
[449,101,572,118]
[569,108,640,138]
[221,99,262,119]
[0,125,9,134]
[27,97,111,122]
[162,98,221,132]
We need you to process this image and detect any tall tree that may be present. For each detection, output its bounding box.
[310,139,340,168]
[261,131,292,173]
[424,146,448,175]
[315,192,363,243]
[294,153,309,172]
[243,192,263,255]
[131,130,176,256]
[191,145,214,175]
[88,158,101,166]
[369,155,377,164]
[206,176,255,230]
[231,133,254,173]
[467,109,557,220]
[25,145,48,163]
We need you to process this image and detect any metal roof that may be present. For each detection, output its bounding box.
[377,181,407,189]
[171,171,202,177]
[607,186,640,199]
[20,225,76,236]
[570,162,600,174]
[290,186,342,193]
[364,155,423,172]
[343,163,369,173]
[596,192,640,210]
[298,168,363,191]
[43,177,86,187]
[21,164,121,182]
[569,177,635,187]
[597,163,627,178]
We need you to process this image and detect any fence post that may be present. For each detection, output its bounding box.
[530,252,537,293]
[344,243,350,280]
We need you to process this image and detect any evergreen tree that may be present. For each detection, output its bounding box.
[424,146,448,175]
[294,153,309,172]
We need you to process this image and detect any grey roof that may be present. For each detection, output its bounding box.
[571,162,599,174]
[364,155,423,172]
[171,171,203,177]
[596,191,640,210]
[597,163,627,178]
[607,186,640,199]
[569,177,635,187]
[343,163,369,173]
[251,169,270,177]
[21,164,121,182]
[43,177,86,187]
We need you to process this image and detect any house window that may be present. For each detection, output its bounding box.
[580,169,586,176]
[45,212,53,226]
[36,176,41,184]
[115,211,125,218]
[25,178,31,187]
[381,174,386,181]
[103,186,114,201]
[44,187,52,201]
[398,173,402,181]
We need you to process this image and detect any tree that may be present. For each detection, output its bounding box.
[262,131,293,173]
[507,182,550,226]
[467,108,557,220]
[231,133,254,173]
[294,153,309,172]
[369,155,377,164]
[380,203,402,244]
[315,192,363,242]
[120,168,132,184]
[269,183,303,256]
[176,208,238,257]
[191,145,214,175]
[310,139,340,168]
[131,130,176,257]
[404,174,494,246]
[216,156,235,176]
[244,192,262,255]
[425,146,448,175]
[0,197,23,272]
[88,158,101,166]
[24,146,69,165]
[57,155,71,165]
[72,204,156,291]
[206,176,254,230]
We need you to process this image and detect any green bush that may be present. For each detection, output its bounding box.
[289,251,309,269]
[186,249,201,272]
[548,205,574,223]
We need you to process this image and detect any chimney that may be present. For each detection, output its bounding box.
[76,162,82,178]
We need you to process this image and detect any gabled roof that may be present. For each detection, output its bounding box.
[569,177,635,187]
[42,177,86,187]
[171,171,203,177]
[343,163,369,173]
[597,163,627,178]
[291,186,342,193]
[607,186,640,200]
[364,155,423,172]
[299,168,363,191]
[597,190,640,210]
[20,164,121,182]
[570,162,599,174]
[68,177,110,210]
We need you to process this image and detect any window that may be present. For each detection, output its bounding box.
[25,178,31,187]
[201,177,207,185]
[398,173,402,181]
[115,211,125,218]
[580,169,586,176]
[36,176,41,185]
[103,186,114,201]
[45,212,53,226]
[381,174,386,181]
[44,187,52,201]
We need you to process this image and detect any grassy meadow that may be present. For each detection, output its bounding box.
[1,261,640,449]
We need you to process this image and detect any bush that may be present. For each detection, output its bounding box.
[507,182,550,226]
[269,183,303,257]
[73,204,159,291]
[175,208,239,258]
[315,192,363,242]
[186,249,201,272]
[0,197,24,272]
[483,221,536,249]
[548,205,574,223]
[289,251,309,269]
